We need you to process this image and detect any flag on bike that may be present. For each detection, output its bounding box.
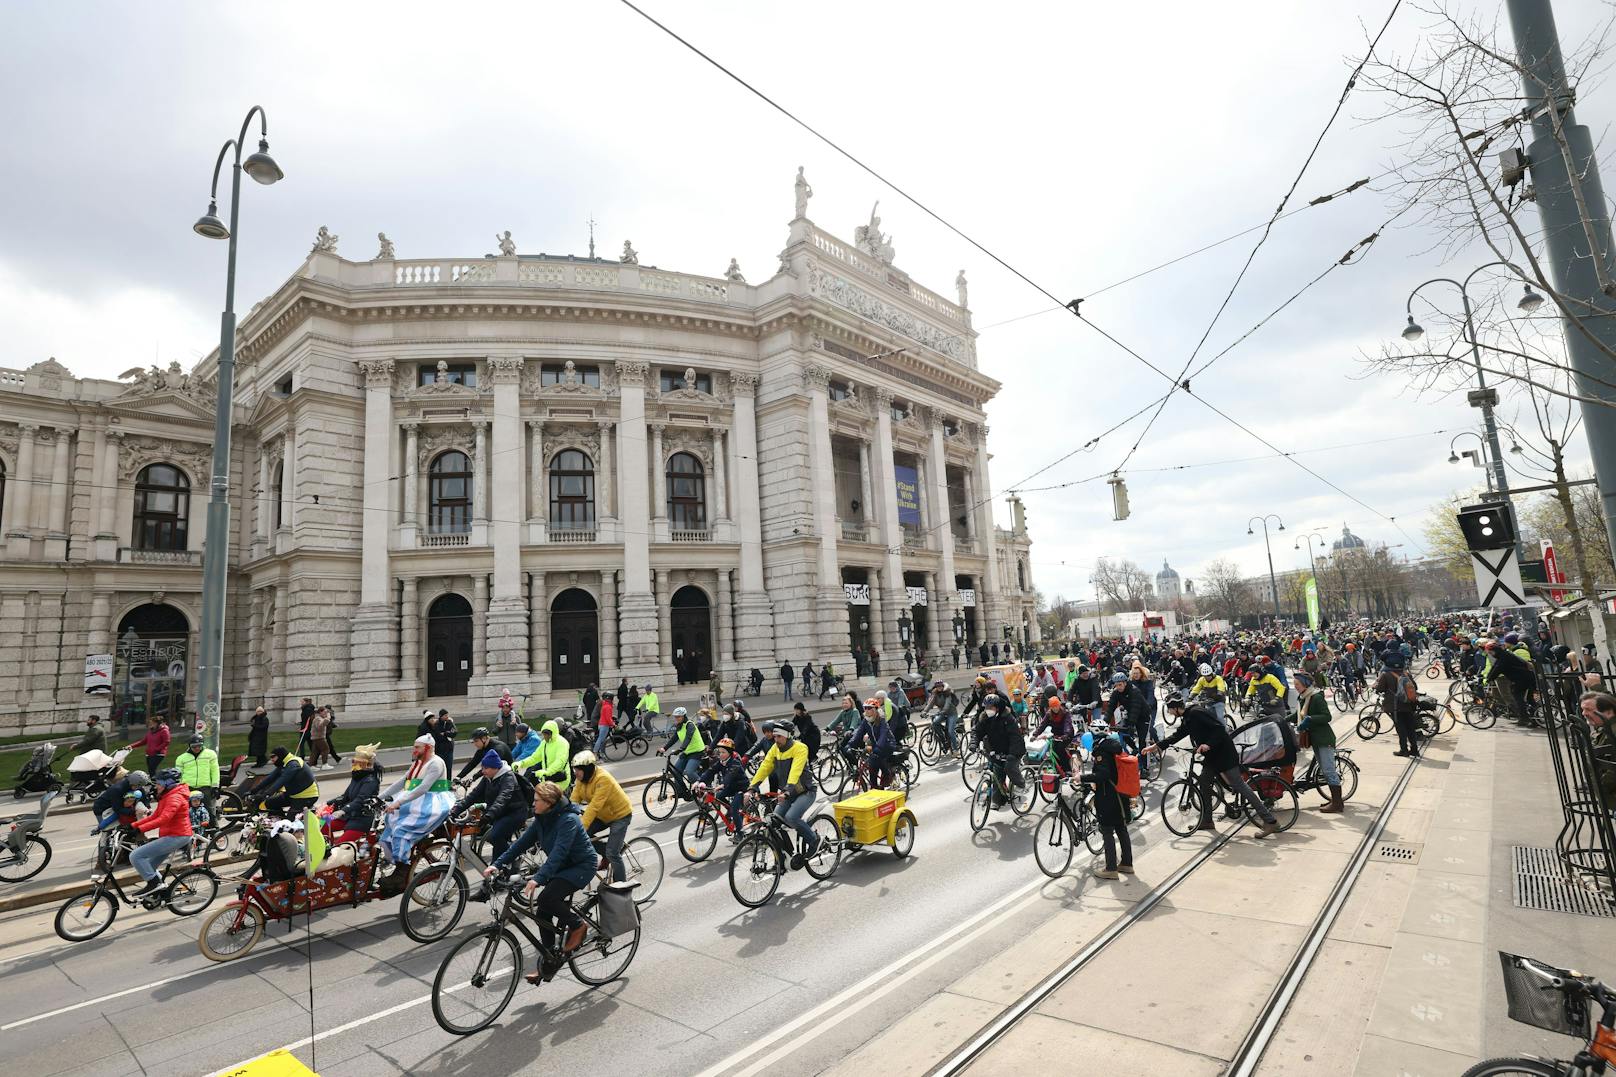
[304,807,327,876]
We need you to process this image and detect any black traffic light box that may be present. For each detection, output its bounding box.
[1456,501,1518,551]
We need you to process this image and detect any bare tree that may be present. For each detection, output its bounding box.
[1091,557,1153,612]
[1201,558,1256,623]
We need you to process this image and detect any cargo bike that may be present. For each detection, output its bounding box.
[195,800,471,961]
[725,788,917,908]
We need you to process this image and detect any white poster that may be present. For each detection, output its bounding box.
[906,586,928,607]
[84,654,113,695]
[843,583,871,605]
[957,589,976,608]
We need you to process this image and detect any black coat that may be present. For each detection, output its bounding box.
[1159,705,1238,774]
[458,740,513,780]
[327,769,382,831]
[453,767,530,824]
[975,709,1025,758]
[1087,738,1131,825]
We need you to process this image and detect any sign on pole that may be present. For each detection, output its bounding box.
[1471,548,1526,607]
[1304,577,1320,631]
[83,654,113,695]
[1541,539,1568,602]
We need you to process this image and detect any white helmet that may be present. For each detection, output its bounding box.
[1198,663,1213,677]
[875,689,888,700]
[672,706,688,719]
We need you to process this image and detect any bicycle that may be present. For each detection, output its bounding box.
[397,808,477,943]
[55,828,218,941]
[836,747,914,801]
[430,871,640,1035]
[1462,951,1616,1076]
[0,790,56,883]
[1158,747,1299,837]
[1031,779,1105,878]
[1356,703,1442,744]
[727,792,842,908]
[1330,678,1361,711]
[969,752,1037,831]
[597,722,651,763]
[1292,745,1360,805]
[678,784,761,863]
[642,755,697,821]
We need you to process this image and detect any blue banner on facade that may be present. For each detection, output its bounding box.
[894,465,921,525]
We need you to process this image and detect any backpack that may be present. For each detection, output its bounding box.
[1396,672,1418,705]
[1114,753,1141,798]
[511,766,537,803]
[559,722,591,759]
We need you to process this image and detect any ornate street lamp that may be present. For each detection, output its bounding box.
[897,611,912,645]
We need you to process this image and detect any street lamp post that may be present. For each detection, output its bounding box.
[952,610,964,645]
[191,107,284,753]
[1247,514,1285,625]
[1295,529,1328,621]
[1447,432,1495,494]
[897,611,912,647]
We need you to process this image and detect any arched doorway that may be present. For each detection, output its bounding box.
[426,594,474,697]
[114,603,190,734]
[669,586,711,684]
[551,589,598,692]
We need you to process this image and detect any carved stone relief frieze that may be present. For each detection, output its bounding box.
[118,435,213,483]
[808,266,965,361]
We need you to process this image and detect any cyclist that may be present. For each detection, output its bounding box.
[1146,695,1280,835]
[1245,659,1288,715]
[456,727,513,781]
[849,697,898,789]
[451,748,532,863]
[515,719,573,792]
[928,680,962,752]
[746,721,820,868]
[127,768,193,898]
[1293,672,1342,813]
[656,707,707,797]
[694,738,749,840]
[1482,638,1536,726]
[718,703,757,755]
[1029,696,1077,777]
[248,746,321,817]
[973,693,1027,809]
[1069,666,1101,710]
[486,781,594,984]
[1189,662,1228,726]
[1083,723,1133,879]
[791,703,823,759]
[510,722,542,767]
[569,751,632,881]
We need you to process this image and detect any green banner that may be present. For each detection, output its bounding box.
[1305,576,1320,631]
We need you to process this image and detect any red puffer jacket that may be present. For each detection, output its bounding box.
[132,783,194,839]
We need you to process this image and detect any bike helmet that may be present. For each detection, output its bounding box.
[982,694,1005,711]
[672,706,689,719]
[771,722,796,739]
[862,697,881,710]
[1344,643,1355,652]
[1198,663,1213,677]
[126,770,150,789]
[154,767,182,789]
[513,722,529,736]
[570,750,597,767]
[471,727,491,739]
[715,737,735,750]
[1165,693,1186,709]
[1047,697,1064,711]
[187,735,204,749]
[1109,672,1127,685]
[932,680,948,690]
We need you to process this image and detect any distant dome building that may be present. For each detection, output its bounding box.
[1156,559,1182,599]
[1332,524,1367,551]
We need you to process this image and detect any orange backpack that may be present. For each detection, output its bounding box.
[1114,752,1141,798]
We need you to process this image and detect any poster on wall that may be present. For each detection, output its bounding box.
[843,583,871,605]
[894,466,921,525]
[84,654,113,695]
[906,586,928,607]
[957,589,976,607]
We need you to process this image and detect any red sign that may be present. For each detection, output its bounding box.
[1144,616,1165,628]
[1542,539,1567,603]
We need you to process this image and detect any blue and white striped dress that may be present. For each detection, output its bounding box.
[379,755,453,862]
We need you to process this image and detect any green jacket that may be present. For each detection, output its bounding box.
[515,719,571,790]
[176,747,221,789]
[1296,690,1336,748]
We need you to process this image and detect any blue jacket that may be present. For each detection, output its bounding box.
[495,801,595,888]
[850,717,896,756]
[512,730,543,764]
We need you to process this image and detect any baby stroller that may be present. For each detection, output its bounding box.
[12,742,64,799]
[64,748,131,806]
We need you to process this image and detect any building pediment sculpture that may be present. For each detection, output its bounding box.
[375,233,395,260]
[854,202,895,264]
[118,435,213,484]
[312,226,338,253]
[410,359,480,397]
[110,360,217,409]
[529,359,608,398]
[794,166,813,218]
[417,424,475,466]
[496,231,516,256]
[621,240,639,265]
[808,265,966,362]
[724,258,746,283]
[661,426,714,468]
[545,422,602,461]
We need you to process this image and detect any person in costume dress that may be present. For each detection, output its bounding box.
[379,734,454,864]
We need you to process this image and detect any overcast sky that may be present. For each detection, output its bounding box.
[2,0,1610,602]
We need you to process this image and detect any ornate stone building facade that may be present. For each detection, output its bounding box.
[0,186,1035,732]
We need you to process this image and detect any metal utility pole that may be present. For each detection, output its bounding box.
[1248,515,1285,625]
[1507,0,1616,579]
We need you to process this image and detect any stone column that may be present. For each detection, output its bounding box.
[529,572,548,684]
[471,420,489,529]
[925,571,944,660]
[5,424,37,556]
[484,358,529,689]
[973,426,1003,636]
[614,361,659,681]
[728,373,776,668]
[348,359,399,703]
[600,569,619,681]
[527,420,544,523]
[473,574,489,679]
[804,365,851,671]
[95,428,123,559]
[272,586,289,711]
[402,423,420,537]
[245,589,265,697]
[869,569,885,682]
[963,469,979,544]
[650,424,666,526]
[400,577,421,692]
[82,592,113,719]
[716,567,734,676]
[928,415,958,658]
[655,568,672,683]
[712,429,728,520]
[44,427,70,559]
[254,442,272,555]
[595,420,614,522]
[279,428,296,541]
[858,439,875,537]
[873,390,906,659]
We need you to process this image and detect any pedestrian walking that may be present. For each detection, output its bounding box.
[870,647,882,678]
[247,705,270,767]
[904,648,914,674]
[1085,730,1134,879]
[294,697,316,757]
[951,645,960,669]
[128,715,171,773]
[780,661,795,701]
[708,670,724,707]
[310,706,334,768]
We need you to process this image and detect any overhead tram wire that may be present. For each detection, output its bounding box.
[615,0,1427,554]
[1108,0,1404,476]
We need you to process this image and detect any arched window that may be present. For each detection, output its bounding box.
[548,449,596,530]
[133,464,190,550]
[1017,560,1027,591]
[0,458,6,530]
[428,451,472,533]
[666,452,705,530]
[271,460,284,530]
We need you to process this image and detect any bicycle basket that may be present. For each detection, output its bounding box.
[597,880,641,937]
[1499,952,1589,1039]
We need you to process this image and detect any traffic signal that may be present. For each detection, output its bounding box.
[1456,502,1518,550]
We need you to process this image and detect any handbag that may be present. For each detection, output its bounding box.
[1298,729,1312,749]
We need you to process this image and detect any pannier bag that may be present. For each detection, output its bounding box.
[597,880,641,937]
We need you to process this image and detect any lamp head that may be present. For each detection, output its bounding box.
[1510,440,1525,455]
[192,201,229,240]
[1447,451,1461,464]
[1277,522,1285,532]
[1401,315,1424,343]
[1518,284,1545,314]
[242,139,284,185]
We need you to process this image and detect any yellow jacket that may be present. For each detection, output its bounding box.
[570,768,631,829]
[1190,675,1227,697]
[1245,672,1287,699]
[750,741,811,790]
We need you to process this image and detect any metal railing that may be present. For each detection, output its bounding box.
[1537,663,1616,900]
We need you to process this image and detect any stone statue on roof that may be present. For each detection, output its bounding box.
[794,165,813,218]
[621,240,639,265]
[496,231,516,256]
[375,233,395,260]
[854,202,894,264]
[312,226,338,253]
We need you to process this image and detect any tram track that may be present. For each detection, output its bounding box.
[926,749,1426,1076]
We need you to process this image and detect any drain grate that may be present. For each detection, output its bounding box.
[1512,846,1616,918]
[1371,842,1422,864]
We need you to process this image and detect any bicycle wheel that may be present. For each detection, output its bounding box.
[569,900,640,985]
[1330,687,1351,710]
[802,815,843,880]
[815,750,843,789]
[621,836,664,903]
[1140,747,1163,784]
[1355,713,1382,741]
[1335,754,1360,801]
[890,810,915,858]
[629,736,649,757]
[1435,705,1458,735]
[728,833,782,908]
[641,776,680,822]
[399,864,468,942]
[1080,803,1106,857]
[197,901,264,961]
[1424,663,1444,680]
[968,774,994,832]
[602,735,627,763]
[1247,775,1299,833]
[1458,1060,1567,1076]
[0,833,50,882]
[899,749,921,789]
[432,927,521,1035]
[55,888,117,942]
[959,752,985,792]
[678,810,720,863]
[1009,771,1038,816]
[1031,808,1075,878]
[1464,703,1498,730]
[1159,778,1203,837]
[916,727,941,766]
[166,869,219,916]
